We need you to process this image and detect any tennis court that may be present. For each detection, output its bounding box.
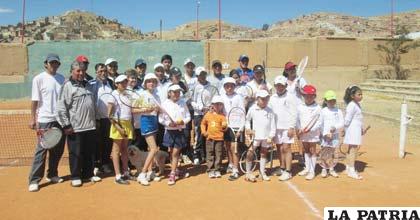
[0,111,419,220]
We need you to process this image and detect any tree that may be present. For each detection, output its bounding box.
[262,24,269,31]
[375,26,420,80]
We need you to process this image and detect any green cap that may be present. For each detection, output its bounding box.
[324,90,337,101]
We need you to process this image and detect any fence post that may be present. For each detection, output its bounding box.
[399,98,413,158]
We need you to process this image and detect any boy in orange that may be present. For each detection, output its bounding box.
[201,95,228,178]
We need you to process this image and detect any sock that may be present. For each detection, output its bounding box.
[304,153,310,170]
[232,167,239,174]
[228,163,233,168]
[310,156,317,174]
[260,157,266,174]
[246,161,252,173]
[116,174,122,179]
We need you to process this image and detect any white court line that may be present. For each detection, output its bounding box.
[0,159,19,171]
[285,181,323,219]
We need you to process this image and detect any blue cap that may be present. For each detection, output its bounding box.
[45,53,60,63]
[238,54,249,61]
[135,59,146,67]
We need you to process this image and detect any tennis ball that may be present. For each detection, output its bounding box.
[221,121,227,128]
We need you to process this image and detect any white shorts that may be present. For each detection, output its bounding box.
[252,139,271,149]
[299,131,320,143]
[274,129,294,145]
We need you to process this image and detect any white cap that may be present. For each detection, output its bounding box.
[211,95,224,104]
[223,77,236,86]
[168,84,183,92]
[184,58,194,66]
[105,58,117,66]
[142,73,158,87]
[115,75,127,83]
[195,66,207,75]
[256,90,270,98]
[153,63,164,70]
[274,75,287,85]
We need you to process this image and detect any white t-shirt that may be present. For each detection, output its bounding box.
[245,104,276,140]
[31,71,65,123]
[286,77,307,103]
[139,89,161,116]
[246,80,273,98]
[268,91,297,130]
[158,99,191,130]
[95,80,113,119]
[109,90,133,121]
[221,92,245,115]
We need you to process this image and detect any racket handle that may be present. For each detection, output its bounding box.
[234,141,238,154]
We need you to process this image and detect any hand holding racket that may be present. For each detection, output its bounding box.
[362,125,371,135]
[37,127,63,149]
[201,85,219,113]
[228,107,246,154]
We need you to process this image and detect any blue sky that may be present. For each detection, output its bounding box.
[0,0,419,33]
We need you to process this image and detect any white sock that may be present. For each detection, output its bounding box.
[246,161,252,173]
[116,174,122,179]
[304,153,310,170]
[232,167,239,174]
[260,157,267,174]
[228,163,233,168]
[310,156,317,174]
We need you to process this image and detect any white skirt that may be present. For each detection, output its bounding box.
[344,124,362,145]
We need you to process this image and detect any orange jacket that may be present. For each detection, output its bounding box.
[201,112,227,141]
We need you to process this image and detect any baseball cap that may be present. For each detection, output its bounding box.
[105,58,117,66]
[170,67,182,77]
[223,77,236,86]
[142,73,158,87]
[274,76,287,85]
[324,90,337,101]
[253,65,265,73]
[76,55,89,63]
[211,60,222,67]
[45,53,60,63]
[211,95,224,104]
[184,58,195,66]
[284,62,296,70]
[153,63,164,70]
[302,85,317,95]
[135,59,146,67]
[195,66,207,75]
[115,75,127,83]
[168,84,183,92]
[256,90,270,98]
[238,54,249,61]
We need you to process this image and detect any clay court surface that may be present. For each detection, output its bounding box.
[0,103,420,220]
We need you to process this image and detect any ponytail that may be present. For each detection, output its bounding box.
[343,85,361,104]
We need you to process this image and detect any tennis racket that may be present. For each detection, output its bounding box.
[37,127,63,149]
[200,85,219,111]
[227,107,246,154]
[118,89,149,109]
[296,56,308,79]
[235,84,254,99]
[339,125,371,155]
[318,147,339,169]
[99,92,127,138]
[302,108,321,134]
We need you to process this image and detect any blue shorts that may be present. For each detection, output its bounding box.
[140,115,158,136]
[162,130,186,148]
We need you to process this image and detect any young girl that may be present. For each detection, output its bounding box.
[159,84,191,185]
[320,90,344,178]
[343,85,366,180]
[245,90,276,182]
[136,73,162,186]
[201,95,228,178]
[297,85,321,180]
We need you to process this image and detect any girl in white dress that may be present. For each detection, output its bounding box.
[343,85,368,180]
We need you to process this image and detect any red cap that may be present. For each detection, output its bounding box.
[302,85,316,95]
[284,61,296,70]
[76,55,89,63]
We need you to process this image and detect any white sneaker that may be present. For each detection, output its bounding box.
[148,171,161,182]
[226,164,233,173]
[278,171,292,181]
[208,171,216,178]
[182,155,192,165]
[329,170,339,178]
[305,172,315,180]
[273,168,283,176]
[321,169,328,178]
[71,179,82,187]
[298,168,309,176]
[137,173,150,186]
[28,183,39,192]
[347,170,363,180]
[193,158,200,165]
[214,171,222,178]
[245,173,257,182]
[90,176,102,182]
[261,172,271,181]
[46,176,64,183]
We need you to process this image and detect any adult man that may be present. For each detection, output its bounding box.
[207,60,225,92]
[105,58,119,84]
[56,61,100,187]
[28,53,66,192]
[91,63,114,175]
[134,58,147,88]
[161,54,173,78]
[236,54,254,83]
[76,55,93,81]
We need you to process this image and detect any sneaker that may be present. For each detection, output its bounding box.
[245,173,257,182]
[182,155,192,165]
[321,169,328,178]
[28,183,39,192]
[93,167,100,176]
[115,177,130,185]
[175,169,189,180]
[226,164,233,173]
[193,158,200,165]
[90,176,102,182]
[278,171,292,181]
[228,172,239,181]
[272,168,283,176]
[214,171,222,178]
[329,170,339,178]
[71,179,82,187]
[347,170,363,180]
[137,173,150,186]
[168,172,176,186]
[208,171,216,178]
[146,171,153,182]
[298,168,309,176]
[46,176,64,183]
[261,172,271,181]
[305,172,315,180]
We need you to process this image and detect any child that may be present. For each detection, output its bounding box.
[159,84,191,185]
[320,90,344,178]
[136,73,162,186]
[221,77,245,181]
[268,76,297,181]
[296,85,321,180]
[246,65,273,98]
[343,85,366,180]
[245,90,276,182]
[201,95,228,178]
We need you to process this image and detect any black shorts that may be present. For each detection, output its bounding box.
[224,128,244,142]
[162,129,186,148]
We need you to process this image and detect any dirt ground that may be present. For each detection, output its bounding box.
[0,115,419,220]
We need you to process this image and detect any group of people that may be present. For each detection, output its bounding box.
[28,52,367,192]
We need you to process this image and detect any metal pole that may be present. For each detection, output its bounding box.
[160,19,163,40]
[390,0,394,37]
[21,0,26,43]
[218,0,221,39]
[196,1,200,40]
[399,98,413,158]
